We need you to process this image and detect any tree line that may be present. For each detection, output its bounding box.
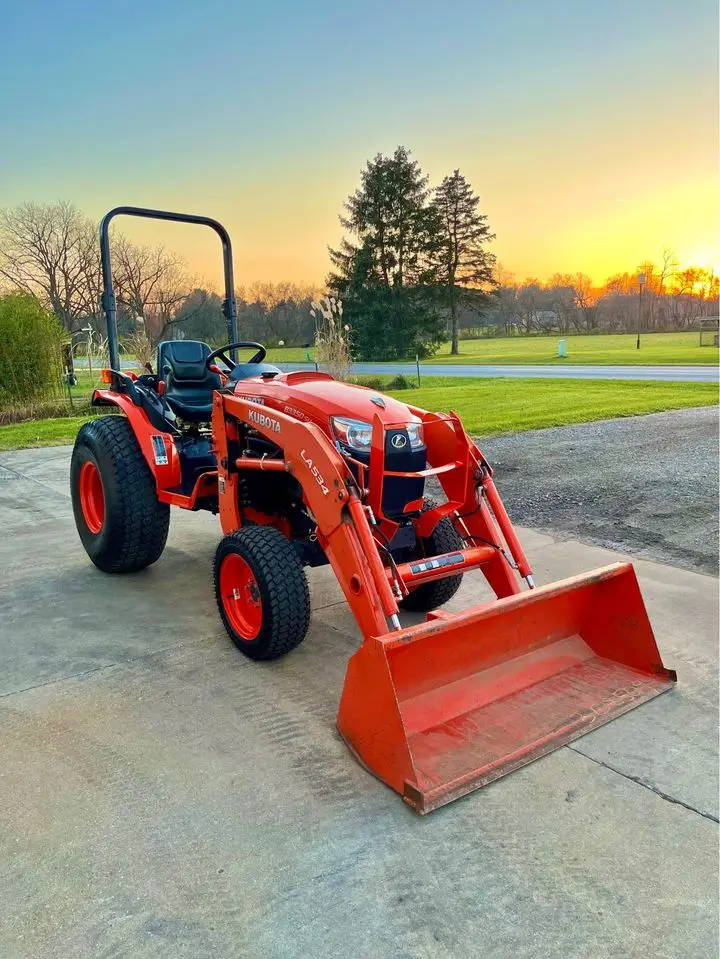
[1,156,717,361]
[489,254,719,338]
[0,202,321,350]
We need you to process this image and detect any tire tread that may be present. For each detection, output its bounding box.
[72,416,170,572]
[214,526,311,660]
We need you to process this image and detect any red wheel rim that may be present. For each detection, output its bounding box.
[79,460,105,534]
[219,553,263,640]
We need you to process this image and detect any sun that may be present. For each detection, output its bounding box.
[678,251,720,274]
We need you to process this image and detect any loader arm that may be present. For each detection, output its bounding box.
[214,392,402,639]
[215,390,676,814]
[367,407,528,598]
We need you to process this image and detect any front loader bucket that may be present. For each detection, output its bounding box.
[337,563,676,814]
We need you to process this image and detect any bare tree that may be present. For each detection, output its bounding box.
[0,201,197,346]
[544,280,576,332]
[667,264,718,327]
[0,202,101,332]
[658,249,678,293]
[146,270,196,342]
[238,281,321,345]
[493,284,520,334]
[547,272,599,331]
[516,280,544,333]
[112,235,188,324]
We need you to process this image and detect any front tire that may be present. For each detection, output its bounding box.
[214,526,311,660]
[71,416,170,573]
[399,499,464,612]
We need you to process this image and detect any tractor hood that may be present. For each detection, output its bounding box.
[232,371,421,432]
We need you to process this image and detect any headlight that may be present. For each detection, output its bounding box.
[331,417,373,452]
[405,422,424,450]
[331,417,425,453]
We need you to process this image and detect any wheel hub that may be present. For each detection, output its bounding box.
[220,554,263,640]
[78,460,105,534]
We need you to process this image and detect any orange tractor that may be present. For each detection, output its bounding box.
[71,207,676,813]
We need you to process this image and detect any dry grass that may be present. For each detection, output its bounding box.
[123,330,155,370]
[0,398,92,426]
[312,296,352,380]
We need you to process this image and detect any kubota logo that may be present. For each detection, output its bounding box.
[300,449,329,495]
[248,408,280,433]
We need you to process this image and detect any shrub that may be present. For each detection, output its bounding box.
[385,374,416,391]
[353,376,385,391]
[0,294,64,406]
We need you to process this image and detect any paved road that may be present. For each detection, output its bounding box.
[0,436,717,958]
[348,362,720,382]
[74,357,719,381]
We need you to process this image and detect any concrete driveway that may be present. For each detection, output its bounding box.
[0,445,717,958]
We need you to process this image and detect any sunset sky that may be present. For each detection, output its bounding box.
[1,0,717,289]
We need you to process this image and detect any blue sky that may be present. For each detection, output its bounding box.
[1,0,717,284]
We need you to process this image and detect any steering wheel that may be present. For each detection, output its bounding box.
[205,341,266,371]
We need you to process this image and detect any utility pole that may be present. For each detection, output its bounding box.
[636,272,646,349]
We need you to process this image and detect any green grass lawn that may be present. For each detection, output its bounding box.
[423,331,719,366]
[0,415,101,451]
[1,378,716,451]
[265,346,317,363]
[67,368,101,404]
[385,378,718,436]
[262,331,719,366]
[79,331,719,372]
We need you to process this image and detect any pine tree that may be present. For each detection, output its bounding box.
[328,147,444,360]
[431,170,496,354]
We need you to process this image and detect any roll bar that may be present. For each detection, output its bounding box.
[99,206,239,371]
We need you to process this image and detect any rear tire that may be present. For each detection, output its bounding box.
[214,526,311,660]
[399,499,464,612]
[71,416,170,573]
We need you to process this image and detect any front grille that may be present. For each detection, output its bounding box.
[382,429,425,518]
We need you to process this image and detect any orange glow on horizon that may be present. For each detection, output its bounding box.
[90,164,718,293]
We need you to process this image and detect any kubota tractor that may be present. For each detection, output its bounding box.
[71,207,676,813]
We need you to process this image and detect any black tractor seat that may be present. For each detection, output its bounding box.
[157,340,222,422]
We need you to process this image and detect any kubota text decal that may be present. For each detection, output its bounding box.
[248,409,281,433]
